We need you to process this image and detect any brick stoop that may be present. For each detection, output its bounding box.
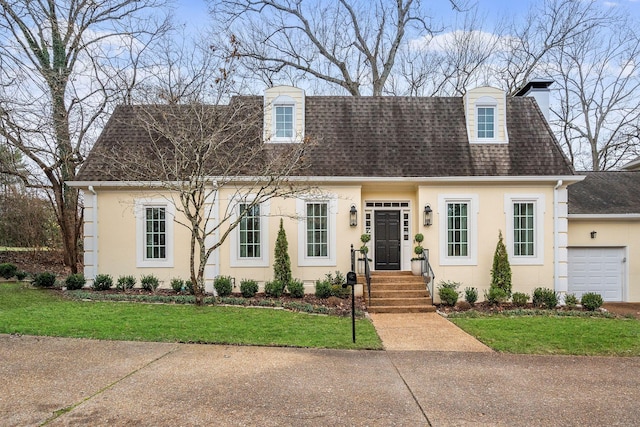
[362,271,435,313]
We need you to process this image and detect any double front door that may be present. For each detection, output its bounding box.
[374,210,401,270]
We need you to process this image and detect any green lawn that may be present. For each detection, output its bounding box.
[451,314,640,356]
[0,283,382,350]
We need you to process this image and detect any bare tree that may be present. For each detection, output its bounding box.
[0,0,169,272]
[549,13,640,171]
[212,0,465,96]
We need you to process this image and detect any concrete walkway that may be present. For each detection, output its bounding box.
[369,312,492,352]
[2,334,640,426]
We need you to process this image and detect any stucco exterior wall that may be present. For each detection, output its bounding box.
[569,219,640,302]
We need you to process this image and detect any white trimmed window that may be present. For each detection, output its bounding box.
[275,105,294,138]
[505,194,545,265]
[136,199,174,268]
[230,199,270,267]
[297,197,337,267]
[439,195,478,265]
[477,107,495,139]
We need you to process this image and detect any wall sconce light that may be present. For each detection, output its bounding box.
[423,204,433,226]
[349,204,358,227]
[590,231,597,239]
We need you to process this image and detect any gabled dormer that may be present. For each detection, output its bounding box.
[263,86,305,143]
[464,86,508,144]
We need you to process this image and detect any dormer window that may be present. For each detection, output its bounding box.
[264,86,305,143]
[275,104,294,138]
[477,106,495,139]
[464,88,507,144]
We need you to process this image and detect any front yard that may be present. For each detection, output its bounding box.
[450,311,640,356]
[0,283,382,350]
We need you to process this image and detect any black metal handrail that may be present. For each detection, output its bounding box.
[420,249,435,305]
[350,244,372,305]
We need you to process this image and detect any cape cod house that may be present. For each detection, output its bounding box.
[69,83,639,307]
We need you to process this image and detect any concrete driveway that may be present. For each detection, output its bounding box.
[2,334,639,426]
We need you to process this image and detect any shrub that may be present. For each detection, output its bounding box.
[564,293,579,309]
[464,287,478,305]
[93,274,113,291]
[315,279,332,298]
[116,275,136,291]
[532,287,558,309]
[439,287,459,306]
[65,273,86,290]
[213,275,233,297]
[581,292,604,311]
[511,292,529,307]
[32,272,56,288]
[273,219,292,287]
[0,263,18,279]
[15,271,27,281]
[484,286,508,305]
[171,278,185,293]
[325,271,349,298]
[491,231,512,296]
[264,280,285,298]
[140,274,159,292]
[287,279,305,298]
[240,279,259,298]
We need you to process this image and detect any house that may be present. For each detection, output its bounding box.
[73,83,631,304]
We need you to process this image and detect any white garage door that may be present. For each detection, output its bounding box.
[568,247,625,301]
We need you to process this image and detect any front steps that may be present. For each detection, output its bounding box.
[363,271,435,313]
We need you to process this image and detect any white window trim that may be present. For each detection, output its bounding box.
[230,198,270,267]
[135,199,175,268]
[296,196,337,267]
[505,194,545,265]
[475,96,498,142]
[438,194,478,266]
[270,95,297,143]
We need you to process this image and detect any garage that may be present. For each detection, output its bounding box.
[568,247,625,301]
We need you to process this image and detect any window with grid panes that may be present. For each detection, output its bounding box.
[306,202,328,257]
[145,207,166,259]
[513,202,535,256]
[447,202,468,257]
[275,105,293,138]
[239,203,260,258]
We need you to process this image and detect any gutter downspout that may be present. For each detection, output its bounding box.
[553,179,563,304]
[88,186,98,283]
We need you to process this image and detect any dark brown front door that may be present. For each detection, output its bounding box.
[375,210,401,270]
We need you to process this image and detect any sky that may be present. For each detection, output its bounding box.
[173,0,640,33]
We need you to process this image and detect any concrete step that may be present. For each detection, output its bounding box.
[368,276,424,284]
[369,297,433,307]
[370,289,429,298]
[368,305,436,313]
[369,282,426,291]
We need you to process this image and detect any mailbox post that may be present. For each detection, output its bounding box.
[343,271,358,343]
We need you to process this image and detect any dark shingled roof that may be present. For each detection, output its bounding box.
[76,95,573,181]
[568,172,640,215]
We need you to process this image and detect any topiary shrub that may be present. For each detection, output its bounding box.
[464,287,478,305]
[65,273,86,290]
[170,278,184,293]
[438,281,460,306]
[116,275,136,291]
[532,287,558,309]
[140,274,159,292]
[240,279,259,298]
[491,231,512,296]
[93,274,113,291]
[581,292,604,311]
[273,219,292,287]
[32,272,56,288]
[315,279,332,298]
[511,292,529,307]
[287,279,305,298]
[565,293,579,309]
[0,263,18,279]
[484,286,508,306]
[264,280,285,298]
[214,275,233,297]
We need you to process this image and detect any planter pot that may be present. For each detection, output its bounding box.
[411,260,422,276]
